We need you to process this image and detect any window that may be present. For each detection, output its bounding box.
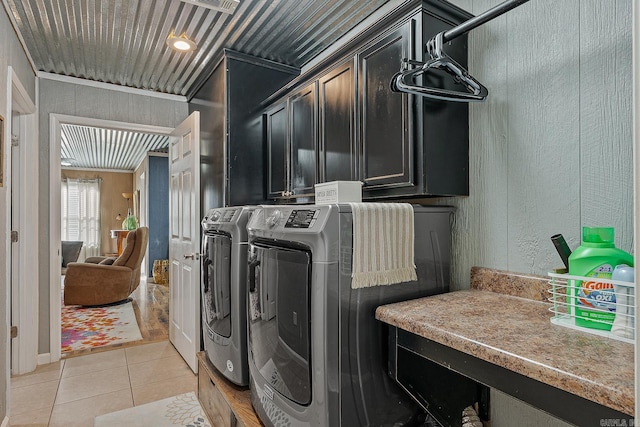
[61,178,101,259]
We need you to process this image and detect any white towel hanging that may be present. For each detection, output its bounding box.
[348,202,417,289]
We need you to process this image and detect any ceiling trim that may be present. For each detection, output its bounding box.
[51,113,175,136]
[1,0,37,74]
[37,72,188,103]
[61,167,134,174]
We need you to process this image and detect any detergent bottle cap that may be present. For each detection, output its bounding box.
[582,227,615,247]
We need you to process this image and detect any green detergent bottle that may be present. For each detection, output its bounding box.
[568,227,634,331]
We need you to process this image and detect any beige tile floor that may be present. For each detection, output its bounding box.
[9,340,197,427]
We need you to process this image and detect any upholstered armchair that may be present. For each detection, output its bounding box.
[61,241,83,275]
[64,227,149,306]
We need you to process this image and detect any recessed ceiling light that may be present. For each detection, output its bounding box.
[179,0,240,15]
[166,31,197,52]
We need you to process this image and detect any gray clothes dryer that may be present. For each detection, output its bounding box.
[201,206,255,386]
[246,204,453,427]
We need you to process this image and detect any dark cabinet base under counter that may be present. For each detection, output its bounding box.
[388,327,630,427]
[377,269,634,427]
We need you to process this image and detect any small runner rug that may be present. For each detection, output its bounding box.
[94,392,210,427]
[61,301,142,353]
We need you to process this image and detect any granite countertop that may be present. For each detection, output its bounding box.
[375,267,634,416]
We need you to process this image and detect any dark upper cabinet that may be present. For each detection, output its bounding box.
[358,7,470,199]
[189,50,299,210]
[266,102,288,199]
[358,7,471,198]
[261,0,471,202]
[289,82,317,197]
[358,22,413,193]
[318,60,356,182]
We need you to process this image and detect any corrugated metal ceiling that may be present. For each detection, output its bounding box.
[8,0,389,171]
[6,0,388,97]
[60,124,169,171]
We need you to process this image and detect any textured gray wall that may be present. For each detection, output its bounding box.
[38,79,188,354]
[0,4,37,422]
[432,0,633,290]
[425,0,632,425]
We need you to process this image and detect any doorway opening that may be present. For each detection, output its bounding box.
[50,115,173,361]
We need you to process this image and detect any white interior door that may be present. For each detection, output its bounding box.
[9,68,38,375]
[169,111,201,373]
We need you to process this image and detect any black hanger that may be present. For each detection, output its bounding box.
[391,0,531,102]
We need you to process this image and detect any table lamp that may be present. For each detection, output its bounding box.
[121,192,138,230]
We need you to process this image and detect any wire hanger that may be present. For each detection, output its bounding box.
[390,0,531,102]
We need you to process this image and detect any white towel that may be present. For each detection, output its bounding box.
[348,202,417,289]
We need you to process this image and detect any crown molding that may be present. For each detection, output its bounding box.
[37,72,188,103]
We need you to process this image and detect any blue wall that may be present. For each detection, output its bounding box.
[148,155,169,275]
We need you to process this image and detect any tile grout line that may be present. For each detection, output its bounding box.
[48,359,65,427]
[124,346,137,407]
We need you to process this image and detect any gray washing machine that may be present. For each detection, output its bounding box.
[201,206,255,386]
[246,204,453,426]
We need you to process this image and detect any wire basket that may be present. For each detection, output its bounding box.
[548,272,635,344]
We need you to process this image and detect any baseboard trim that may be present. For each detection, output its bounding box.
[1,415,9,427]
[37,353,52,365]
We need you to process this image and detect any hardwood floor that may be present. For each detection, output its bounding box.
[62,277,170,359]
[132,278,170,342]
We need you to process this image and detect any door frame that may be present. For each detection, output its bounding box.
[48,114,173,363]
[6,66,38,376]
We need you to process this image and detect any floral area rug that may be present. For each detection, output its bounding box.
[94,392,210,427]
[61,301,143,353]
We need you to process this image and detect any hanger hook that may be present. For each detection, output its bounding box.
[426,32,445,60]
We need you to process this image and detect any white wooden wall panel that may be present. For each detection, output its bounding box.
[580,0,633,253]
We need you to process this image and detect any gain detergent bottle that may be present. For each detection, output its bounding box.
[568,227,634,331]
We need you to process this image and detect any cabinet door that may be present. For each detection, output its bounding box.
[289,82,317,196]
[358,22,416,193]
[266,103,288,199]
[318,60,356,182]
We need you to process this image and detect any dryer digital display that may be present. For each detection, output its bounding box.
[285,210,319,228]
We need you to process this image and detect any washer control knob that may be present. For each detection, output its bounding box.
[266,210,281,228]
[211,211,221,221]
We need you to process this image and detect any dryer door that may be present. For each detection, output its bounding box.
[248,242,312,406]
[202,231,232,338]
